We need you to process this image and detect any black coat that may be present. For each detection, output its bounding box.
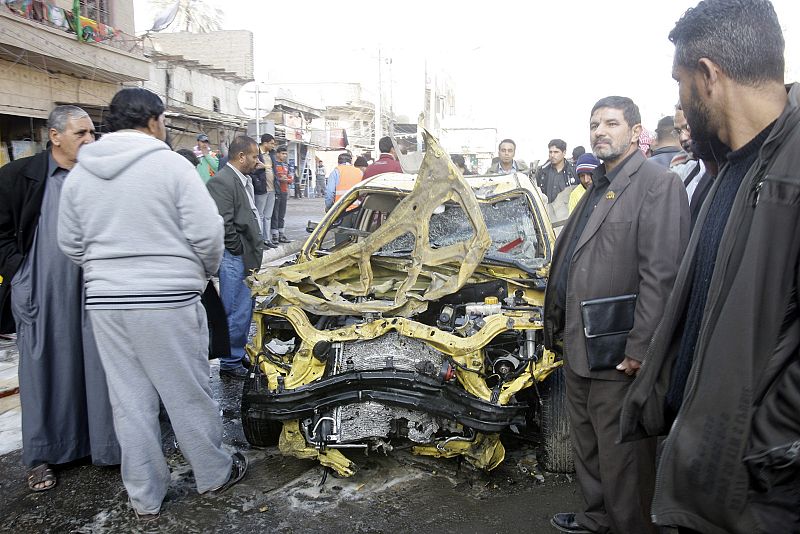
[201,281,230,359]
[621,83,800,534]
[0,150,50,334]
[536,162,577,202]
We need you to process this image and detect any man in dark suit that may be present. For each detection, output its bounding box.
[206,135,263,379]
[544,96,690,534]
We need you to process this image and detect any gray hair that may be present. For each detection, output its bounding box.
[47,105,90,133]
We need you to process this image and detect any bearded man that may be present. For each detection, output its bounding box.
[621,1,800,532]
[544,96,689,533]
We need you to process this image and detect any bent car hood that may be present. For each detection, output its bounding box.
[249,130,492,317]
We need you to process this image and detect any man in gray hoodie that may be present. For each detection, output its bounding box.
[57,88,247,520]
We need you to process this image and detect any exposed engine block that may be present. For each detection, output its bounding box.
[331,331,445,374]
[324,332,454,444]
[335,401,457,443]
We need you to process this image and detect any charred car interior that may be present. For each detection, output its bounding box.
[241,132,572,477]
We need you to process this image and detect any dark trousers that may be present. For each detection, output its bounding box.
[564,364,658,534]
[271,191,288,236]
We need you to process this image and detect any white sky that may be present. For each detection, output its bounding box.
[135,0,800,163]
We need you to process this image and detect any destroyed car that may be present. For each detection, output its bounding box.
[241,133,572,477]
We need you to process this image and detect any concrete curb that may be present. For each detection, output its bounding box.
[0,337,19,400]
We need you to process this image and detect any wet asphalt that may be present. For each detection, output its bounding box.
[0,364,581,533]
[0,197,582,533]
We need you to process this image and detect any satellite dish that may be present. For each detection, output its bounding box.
[237,82,275,120]
[149,0,180,32]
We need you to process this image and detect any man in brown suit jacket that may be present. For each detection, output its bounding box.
[544,96,690,534]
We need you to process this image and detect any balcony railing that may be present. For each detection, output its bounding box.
[2,0,143,55]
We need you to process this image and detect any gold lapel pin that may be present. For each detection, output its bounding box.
[606,191,616,200]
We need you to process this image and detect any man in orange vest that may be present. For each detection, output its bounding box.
[324,153,362,211]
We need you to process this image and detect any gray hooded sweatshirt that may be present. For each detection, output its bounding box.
[58,130,224,309]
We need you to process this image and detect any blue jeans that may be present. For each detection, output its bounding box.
[218,250,253,370]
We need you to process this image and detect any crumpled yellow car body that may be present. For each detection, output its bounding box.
[241,131,570,476]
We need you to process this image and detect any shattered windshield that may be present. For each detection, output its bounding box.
[378,194,545,270]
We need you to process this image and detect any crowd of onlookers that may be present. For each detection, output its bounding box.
[0,89,411,520]
[487,106,714,222]
[0,90,249,520]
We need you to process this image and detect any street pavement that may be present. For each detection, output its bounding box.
[282,195,327,244]
[0,194,582,532]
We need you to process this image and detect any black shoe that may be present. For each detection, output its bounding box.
[278,235,290,243]
[551,513,591,533]
[211,452,248,493]
[263,240,278,248]
[219,366,248,380]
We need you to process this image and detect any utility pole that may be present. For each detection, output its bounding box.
[428,68,436,137]
[375,47,383,158]
[418,59,427,152]
[388,56,394,137]
[255,86,260,139]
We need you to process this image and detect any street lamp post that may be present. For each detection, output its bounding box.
[375,47,382,158]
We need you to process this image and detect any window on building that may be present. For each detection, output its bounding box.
[185,92,193,105]
[80,0,111,25]
[212,97,221,113]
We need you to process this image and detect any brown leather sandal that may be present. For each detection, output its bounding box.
[27,463,56,492]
